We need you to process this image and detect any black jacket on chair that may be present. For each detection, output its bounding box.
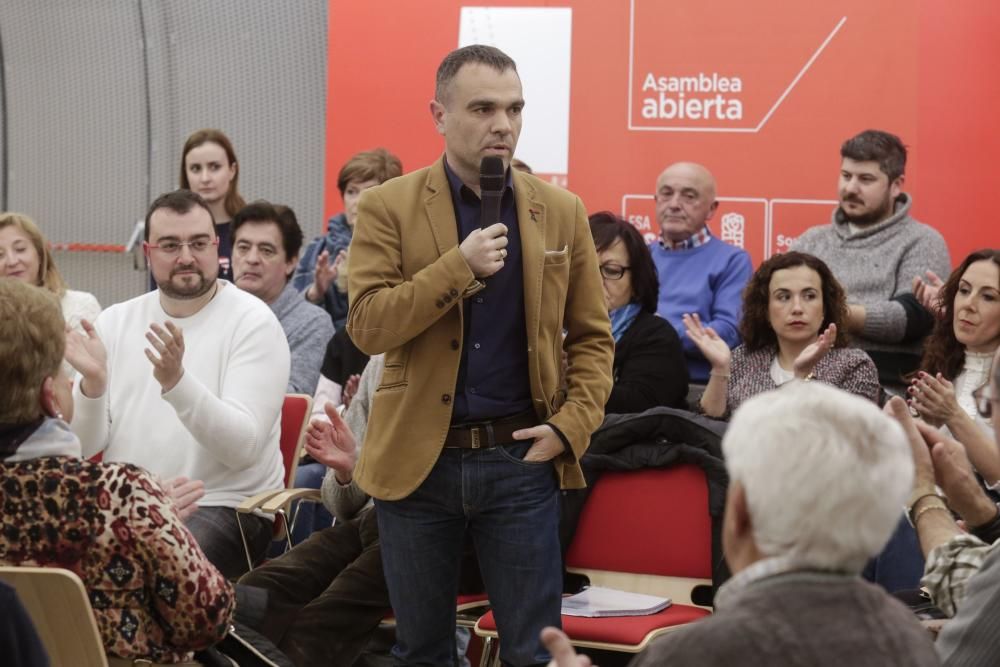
[560,407,730,600]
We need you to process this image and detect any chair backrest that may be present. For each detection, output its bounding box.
[280,394,313,488]
[0,566,108,667]
[566,465,713,583]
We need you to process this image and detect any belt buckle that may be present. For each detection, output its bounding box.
[470,427,481,449]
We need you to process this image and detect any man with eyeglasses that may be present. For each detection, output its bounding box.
[649,161,752,385]
[66,189,290,578]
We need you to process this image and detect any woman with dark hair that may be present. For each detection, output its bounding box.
[909,249,1000,484]
[686,251,879,418]
[588,212,688,413]
[179,128,247,280]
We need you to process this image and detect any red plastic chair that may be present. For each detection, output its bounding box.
[236,394,313,570]
[475,465,715,664]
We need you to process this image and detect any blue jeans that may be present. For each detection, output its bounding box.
[863,515,925,593]
[375,441,562,666]
[185,505,272,579]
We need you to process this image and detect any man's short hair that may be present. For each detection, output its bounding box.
[724,382,913,572]
[337,148,403,197]
[144,189,215,242]
[841,130,907,182]
[0,280,65,422]
[435,44,517,103]
[232,200,304,261]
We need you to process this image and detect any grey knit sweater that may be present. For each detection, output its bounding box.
[792,193,950,384]
[270,282,335,395]
[319,354,384,521]
[630,571,940,667]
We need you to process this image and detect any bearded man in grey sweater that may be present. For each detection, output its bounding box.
[792,129,950,391]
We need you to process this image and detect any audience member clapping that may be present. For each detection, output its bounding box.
[887,347,1000,665]
[239,356,390,666]
[0,279,233,663]
[908,249,1000,485]
[294,148,402,328]
[687,251,880,419]
[67,190,289,579]
[588,211,688,413]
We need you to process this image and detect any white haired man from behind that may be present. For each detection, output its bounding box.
[543,382,940,667]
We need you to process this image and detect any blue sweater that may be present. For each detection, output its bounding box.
[650,237,752,383]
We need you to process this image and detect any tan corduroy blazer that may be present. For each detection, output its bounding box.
[347,157,613,500]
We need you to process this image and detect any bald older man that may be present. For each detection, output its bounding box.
[649,162,752,384]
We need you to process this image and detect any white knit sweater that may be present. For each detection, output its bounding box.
[71,281,290,507]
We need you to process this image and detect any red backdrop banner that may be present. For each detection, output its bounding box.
[326,0,998,268]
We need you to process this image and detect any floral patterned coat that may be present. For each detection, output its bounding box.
[0,456,234,662]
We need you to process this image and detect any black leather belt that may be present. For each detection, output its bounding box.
[445,411,538,449]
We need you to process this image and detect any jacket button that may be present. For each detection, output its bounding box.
[450,339,460,350]
[444,295,452,304]
[441,394,452,404]
[449,288,459,297]
[435,300,445,309]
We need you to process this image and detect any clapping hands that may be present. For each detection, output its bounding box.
[792,323,836,379]
[308,248,347,302]
[682,313,731,372]
[304,402,358,484]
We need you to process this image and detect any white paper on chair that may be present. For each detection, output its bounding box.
[561,586,672,617]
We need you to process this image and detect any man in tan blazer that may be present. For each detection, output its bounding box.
[347,45,613,665]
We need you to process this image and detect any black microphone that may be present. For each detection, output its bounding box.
[479,156,505,230]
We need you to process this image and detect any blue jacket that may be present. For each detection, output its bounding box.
[292,212,352,329]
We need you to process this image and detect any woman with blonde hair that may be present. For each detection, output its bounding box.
[0,212,101,332]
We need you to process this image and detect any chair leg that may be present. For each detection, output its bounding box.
[277,508,293,551]
[479,636,497,667]
[235,512,255,573]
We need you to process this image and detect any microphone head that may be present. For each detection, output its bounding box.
[480,156,506,193]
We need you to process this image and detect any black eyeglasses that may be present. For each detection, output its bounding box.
[600,264,631,281]
[972,383,997,420]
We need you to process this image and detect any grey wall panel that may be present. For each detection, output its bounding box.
[144,0,328,236]
[0,21,7,210]
[0,0,149,303]
[0,0,327,307]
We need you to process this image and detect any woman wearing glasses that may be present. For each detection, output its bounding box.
[588,212,688,413]
[0,212,101,337]
[909,249,1000,485]
[686,251,880,419]
[179,129,246,281]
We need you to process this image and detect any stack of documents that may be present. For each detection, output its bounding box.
[561,586,672,618]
